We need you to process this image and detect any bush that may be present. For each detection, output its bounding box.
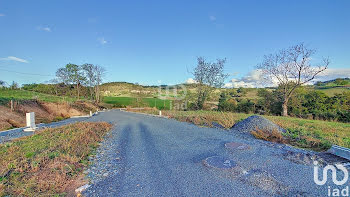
[337,110,350,123]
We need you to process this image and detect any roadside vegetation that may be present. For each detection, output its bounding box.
[133,109,349,151]
[217,86,350,123]
[0,122,112,196]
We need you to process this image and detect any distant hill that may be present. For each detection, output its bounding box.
[100,78,349,99]
[100,82,196,98]
[315,78,350,87]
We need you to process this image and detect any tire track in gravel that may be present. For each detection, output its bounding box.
[139,122,186,196]
[116,121,161,196]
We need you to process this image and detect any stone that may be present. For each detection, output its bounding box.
[75,184,91,193]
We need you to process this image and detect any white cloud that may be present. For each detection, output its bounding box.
[209,15,216,21]
[224,69,269,88]
[0,14,5,17]
[98,37,107,45]
[314,68,350,82]
[185,78,197,84]
[0,56,28,63]
[224,68,350,88]
[37,26,51,32]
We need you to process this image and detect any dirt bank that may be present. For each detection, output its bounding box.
[0,100,100,131]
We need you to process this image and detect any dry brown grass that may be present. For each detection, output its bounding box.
[161,110,249,129]
[251,128,288,144]
[0,100,101,131]
[0,122,112,196]
[126,107,160,115]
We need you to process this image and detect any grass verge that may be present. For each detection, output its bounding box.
[0,122,112,196]
[136,109,350,150]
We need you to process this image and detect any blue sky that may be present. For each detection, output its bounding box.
[0,0,349,86]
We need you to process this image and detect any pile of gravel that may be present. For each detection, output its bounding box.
[231,115,286,133]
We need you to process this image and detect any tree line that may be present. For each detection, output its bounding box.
[188,43,350,122]
[217,87,350,123]
[54,63,105,102]
[7,63,106,103]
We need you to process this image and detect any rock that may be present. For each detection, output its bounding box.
[75,184,91,193]
[231,115,286,133]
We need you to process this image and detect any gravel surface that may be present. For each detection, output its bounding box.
[82,110,349,197]
[0,116,89,144]
[232,115,286,133]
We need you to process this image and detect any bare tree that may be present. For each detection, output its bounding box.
[192,57,228,110]
[10,81,19,89]
[93,65,105,103]
[48,78,60,95]
[82,63,96,100]
[257,43,329,116]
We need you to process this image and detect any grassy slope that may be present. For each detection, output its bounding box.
[0,89,77,104]
[103,96,171,110]
[312,87,350,96]
[0,122,112,196]
[159,110,350,150]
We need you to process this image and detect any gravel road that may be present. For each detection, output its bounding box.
[83,110,349,197]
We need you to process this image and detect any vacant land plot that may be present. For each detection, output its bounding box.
[0,122,112,196]
[103,96,171,109]
[139,110,350,150]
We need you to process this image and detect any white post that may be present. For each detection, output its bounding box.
[24,112,37,132]
[90,111,93,116]
[159,110,162,116]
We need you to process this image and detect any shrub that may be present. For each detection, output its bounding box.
[251,129,287,144]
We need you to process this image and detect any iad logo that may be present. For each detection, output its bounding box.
[157,84,187,100]
[313,161,348,186]
[314,161,349,196]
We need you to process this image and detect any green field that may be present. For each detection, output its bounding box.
[103,96,171,110]
[0,89,78,104]
[313,86,350,96]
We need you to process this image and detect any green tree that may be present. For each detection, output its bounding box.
[218,92,237,112]
[192,57,228,110]
[56,64,86,99]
